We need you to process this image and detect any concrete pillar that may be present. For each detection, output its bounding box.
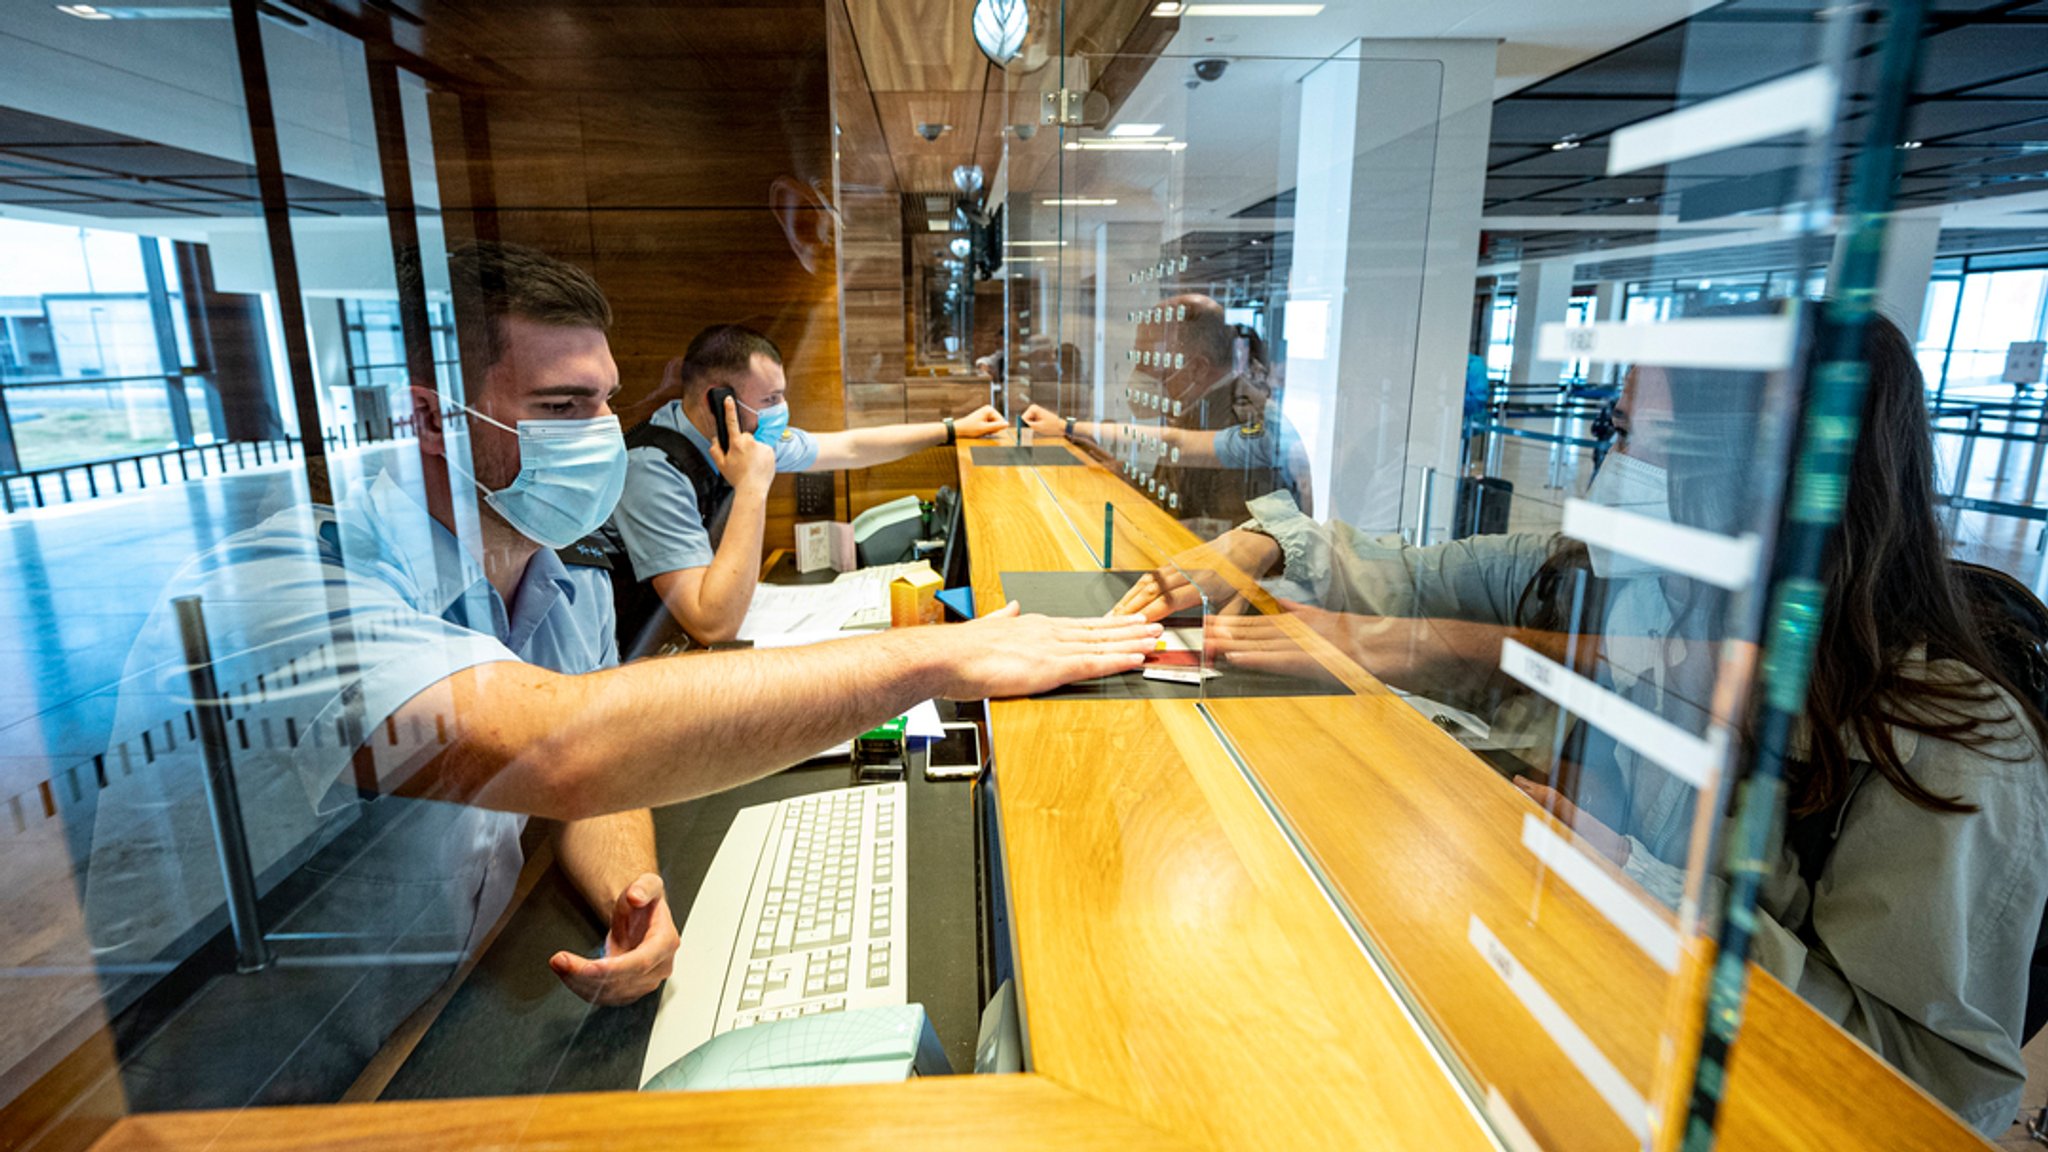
[1587,280,1627,385]
[1508,258,1577,388]
[1280,38,1498,539]
[1876,213,1943,339]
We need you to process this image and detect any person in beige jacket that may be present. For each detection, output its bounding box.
[1118,311,2048,1137]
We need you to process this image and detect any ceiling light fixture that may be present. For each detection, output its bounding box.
[1110,123,1165,137]
[971,0,1030,65]
[1006,240,1066,247]
[1550,137,1582,152]
[56,3,113,16]
[1151,1,1184,14]
[1181,3,1323,15]
[1897,140,1924,150]
[1063,137,1188,152]
[1041,198,1118,206]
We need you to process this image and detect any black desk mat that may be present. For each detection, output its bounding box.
[999,570,1350,701]
[383,759,982,1097]
[969,445,1081,466]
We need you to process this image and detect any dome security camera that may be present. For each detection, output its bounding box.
[1192,58,1229,83]
[915,122,952,143]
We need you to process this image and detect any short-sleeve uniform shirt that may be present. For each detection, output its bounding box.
[611,400,819,579]
[83,469,615,1106]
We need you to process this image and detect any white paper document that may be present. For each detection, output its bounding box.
[735,583,866,642]
[903,700,944,739]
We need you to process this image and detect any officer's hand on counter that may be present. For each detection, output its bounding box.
[953,404,1009,440]
[1111,528,1283,623]
[934,602,1159,700]
[707,394,777,496]
[1020,403,1067,438]
[548,872,681,1006]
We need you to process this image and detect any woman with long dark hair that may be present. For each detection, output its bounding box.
[1115,308,2048,1135]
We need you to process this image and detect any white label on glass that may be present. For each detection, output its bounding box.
[1498,639,1725,791]
[1521,814,1681,972]
[1482,1086,1545,1152]
[1561,499,1761,592]
[1608,66,1837,176]
[1537,317,1795,371]
[1469,915,1651,1144]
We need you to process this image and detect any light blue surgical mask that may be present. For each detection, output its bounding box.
[1582,449,1670,579]
[457,406,627,548]
[738,397,791,446]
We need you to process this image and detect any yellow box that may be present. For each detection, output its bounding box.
[889,563,945,628]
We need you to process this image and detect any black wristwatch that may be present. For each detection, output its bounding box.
[943,416,957,445]
[1065,416,1077,438]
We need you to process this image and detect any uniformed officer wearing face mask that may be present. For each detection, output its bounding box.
[82,243,1159,1112]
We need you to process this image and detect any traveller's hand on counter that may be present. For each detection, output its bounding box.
[953,404,1009,440]
[549,872,681,1006]
[708,394,776,497]
[1515,780,1631,867]
[1021,403,1067,438]
[1110,529,1284,623]
[1202,601,1345,684]
[932,601,1160,699]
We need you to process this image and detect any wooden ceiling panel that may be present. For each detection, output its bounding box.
[874,89,992,192]
[845,0,983,93]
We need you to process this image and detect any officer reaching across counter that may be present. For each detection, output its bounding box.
[82,242,1158,1111]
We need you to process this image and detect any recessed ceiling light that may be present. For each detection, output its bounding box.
[1551,138,1582,152]
[1111,123,1164,137]
[1897,140,1924,150]
[1151,0,1184,13]
[1041,198,1118,206]
[1064,138,1187,152]
[1006,240,1066,247]
[1182,3,1323,14]
[56,4,113,17]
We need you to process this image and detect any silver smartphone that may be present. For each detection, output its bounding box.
[923,721,985,781]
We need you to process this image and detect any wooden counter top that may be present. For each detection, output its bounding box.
[90,1075,1196,1152]
[79,434,1983,1152]
[958,434,1987,1151]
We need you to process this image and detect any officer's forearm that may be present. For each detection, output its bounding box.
[677,488,767,644]
[414,630,958,820]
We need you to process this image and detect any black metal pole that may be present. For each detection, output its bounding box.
[231,0,330,504]
[172,595,272,973]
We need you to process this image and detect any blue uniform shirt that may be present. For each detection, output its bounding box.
[612,399,819,579]
[83,469,616,1099]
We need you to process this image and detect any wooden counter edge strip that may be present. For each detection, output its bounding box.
[87,1074,1199,1152]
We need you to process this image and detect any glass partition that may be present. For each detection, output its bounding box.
[0,0,2003,1148]
[1005,1,1930,1148]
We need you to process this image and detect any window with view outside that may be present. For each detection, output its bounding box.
[0,218,210,472]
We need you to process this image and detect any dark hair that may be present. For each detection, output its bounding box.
[1798,310,2048,816]
[1518,304,2047,818]
[678,324,783,392]
[444,241,611,383]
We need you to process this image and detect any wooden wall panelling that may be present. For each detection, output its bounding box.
[418,1,840,549]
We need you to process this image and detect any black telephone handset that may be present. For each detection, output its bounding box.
[707,386,737,454]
